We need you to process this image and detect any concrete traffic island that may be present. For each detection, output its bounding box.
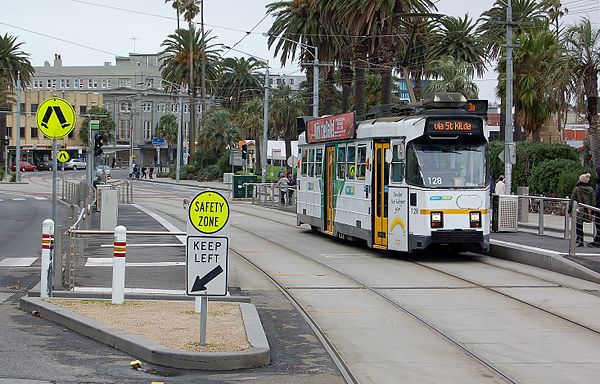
[19,296,270,370]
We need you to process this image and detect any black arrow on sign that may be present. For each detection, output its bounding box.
[191,265,224,292]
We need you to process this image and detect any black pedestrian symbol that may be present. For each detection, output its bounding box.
[191,265,224,292]
[40,106,71,129]
[58,152,69,162]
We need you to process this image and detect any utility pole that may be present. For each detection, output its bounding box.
[176,84,183,183]
[312,47,319,117]
[15,71,21,183]
[504,0,514,193]
[200,0,207,151]
[262,62,270,184]
[188,12,196,162]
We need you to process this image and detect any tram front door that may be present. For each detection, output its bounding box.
[324,146,335,234]
[373,142,389,249]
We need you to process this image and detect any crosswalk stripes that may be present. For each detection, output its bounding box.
[0,257,38,267]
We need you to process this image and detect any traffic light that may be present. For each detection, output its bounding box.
[94,133,104,156]
[241,144,248,160]
[3,136,8,146]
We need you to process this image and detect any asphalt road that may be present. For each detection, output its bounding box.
[0,174,345,384]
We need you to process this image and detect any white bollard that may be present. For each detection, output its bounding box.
[40,219,55,298]
[112,225,127,304]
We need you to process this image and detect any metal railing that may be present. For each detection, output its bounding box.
[515,195,571,239]
[568,202,600,256]
[244,182,296,211]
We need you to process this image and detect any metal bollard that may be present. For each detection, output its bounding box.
[112,225,127,304]
[40,219,54,298]
[538,198,544,235]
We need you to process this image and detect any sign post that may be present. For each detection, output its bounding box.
[152,137,166,173]
[186,190,230,345]
[36,98,76,250]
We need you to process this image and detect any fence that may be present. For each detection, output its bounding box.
[244,182,296,212]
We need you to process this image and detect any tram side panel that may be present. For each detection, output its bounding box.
[331,141,373,244]
[297,146,324,230]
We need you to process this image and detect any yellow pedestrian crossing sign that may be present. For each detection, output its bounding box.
[36,98,76,139]
[57,151,70,163]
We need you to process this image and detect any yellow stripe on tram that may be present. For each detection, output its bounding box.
[420,209,489,215]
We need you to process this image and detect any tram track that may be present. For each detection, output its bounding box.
[143,199,517,383]
[140,188,600,383]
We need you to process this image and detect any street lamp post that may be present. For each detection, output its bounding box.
[223,46,270,183]
[15,71,21,182]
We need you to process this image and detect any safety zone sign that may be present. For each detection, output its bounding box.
[36,98,76,139]
[186,236,228,296]
[188,191,229,234]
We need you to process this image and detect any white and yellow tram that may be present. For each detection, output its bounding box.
[296,94,490,253]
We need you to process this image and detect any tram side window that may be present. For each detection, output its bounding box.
[346,145,356,179]
[357,145,367,180]
[337,145,346,180]
[301,149,308,176]
[308,148,315,177]
[391,144,404,183]
[315,148,323,177]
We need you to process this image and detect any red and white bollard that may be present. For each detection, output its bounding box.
[112,225,127,304]
[40,219,54,298]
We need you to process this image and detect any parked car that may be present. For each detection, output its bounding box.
[95,165,111,178]
[63,158,87,170]
[35,160,51,171]
[11,161,37,172]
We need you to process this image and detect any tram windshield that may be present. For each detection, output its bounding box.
[406,141,488,188]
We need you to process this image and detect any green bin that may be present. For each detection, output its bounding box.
[232,175,257,198]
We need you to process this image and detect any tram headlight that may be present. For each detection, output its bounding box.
[469,211,481,228]
[430,211,443,228]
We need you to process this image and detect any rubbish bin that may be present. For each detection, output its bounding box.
[232,175,257,198]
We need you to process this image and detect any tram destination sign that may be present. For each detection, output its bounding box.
[425,116,483,136]
[306,112,355,143]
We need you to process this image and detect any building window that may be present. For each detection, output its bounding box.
[183,104,189,113]
[120,101,132,112]
[30,127,38,138]
[101,79,107,89]
[7,127,12,138]
[31,104,38,113]
[60,79,66,88]
[66,78,71,88]
[142,102,152,112]
[118,120,131,140]
[157,103,165,113]
[104,102,110,110]
[171,104,179,113]
[145,78,154,87]
[107,78,112,88]
[118,78,131,87]
[51,79,56,88]
[47,79,52,88]
[290,78,294,85]
[74,78,80,88]
[88,79,93,88]
[93,80,98,88]
[80,105,87,115]
[20,127,25,139]
[19,103,25,112]
[143,120,152,140]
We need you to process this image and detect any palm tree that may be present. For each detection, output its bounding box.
[160,27,221,160]
[164,0,184,29]
[318,0,436,116]
[266,0,328,116]
[155,113,179,170]
[218,57,265,110]
[235,97,264,172]
[269,86,304,163]
[0,78,14,105]
[427,15,487,77]
[79,106,115,146]
[424,57,479,99]
[564,18,600,166]
[199,109,240,157]
[0,33,35,87]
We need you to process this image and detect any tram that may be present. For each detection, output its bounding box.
[296,93,490,253]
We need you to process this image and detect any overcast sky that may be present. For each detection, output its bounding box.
[2,0,599,102]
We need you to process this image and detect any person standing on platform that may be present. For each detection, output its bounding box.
[590,167,600,247]
[495,175,506,195]
[141,166,147,179]
[569,172,594,247]
[149,166,154,179]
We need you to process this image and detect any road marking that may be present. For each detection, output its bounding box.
[132,203,186,244]
[0,257,38,267]
[490,239,566,256]
[99,243,184,248]
[12,198,26,201]
[34,197,47,200]
[73,287,187,295]
[85,258,185,267]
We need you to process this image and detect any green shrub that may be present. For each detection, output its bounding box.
[490,141,579,193]
[529,158,590,196]
[10,172,16,182]
[187,164,198,174]
[0,168,4,180]
[558,168,596,198]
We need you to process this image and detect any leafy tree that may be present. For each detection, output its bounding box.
[0,33,35,87]
[269,85,304,163]
[564,18,600,167]
[155,113,179,169]
[529,158,584,195]
[79,106,115,146]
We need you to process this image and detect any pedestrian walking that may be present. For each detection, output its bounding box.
[287,172,296,205]
[569,172,595,247]
[149,166,154,179]
[495,175,506,195]
[591,166,600,247]
[141,166,147,179]
[276,172,288,205]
